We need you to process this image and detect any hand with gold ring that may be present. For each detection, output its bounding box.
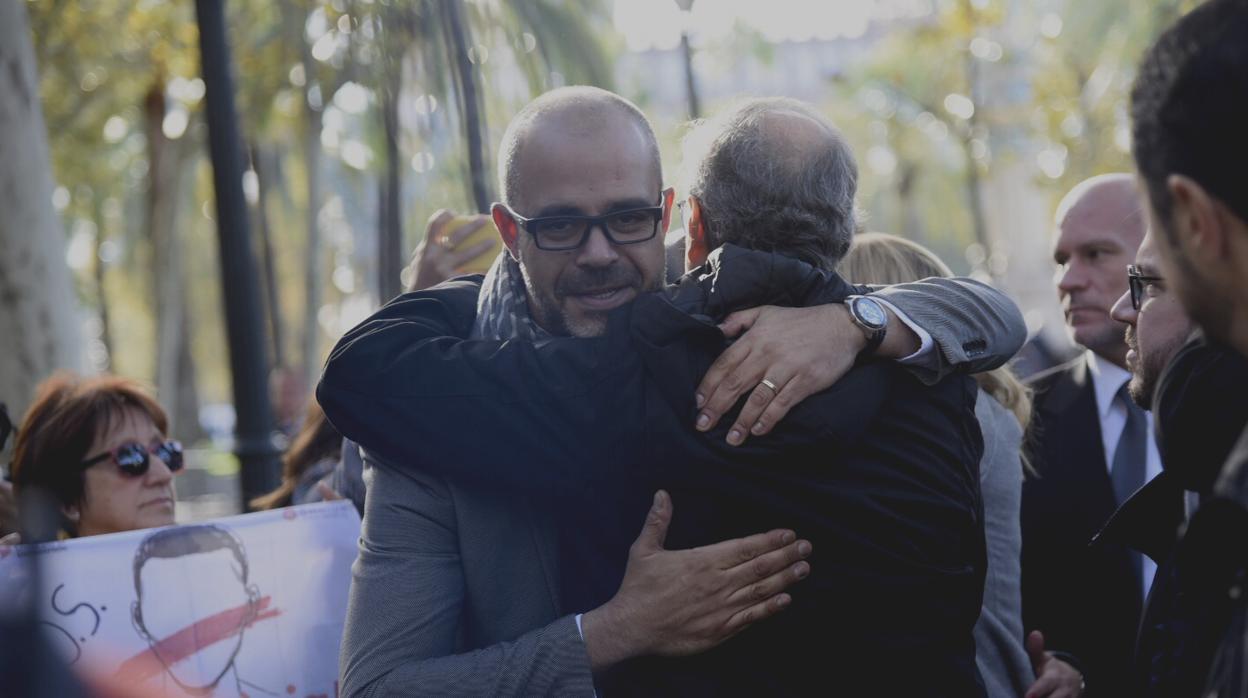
[406,210,496,292]
[694,304,873,447]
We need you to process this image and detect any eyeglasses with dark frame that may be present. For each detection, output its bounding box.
[1127,264,1164,311]
[502,198,665,251]
[80,439,184,477]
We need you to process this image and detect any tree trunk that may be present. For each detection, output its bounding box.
[378,89,403,302]
[90,199,113,371]
[251,144,286,369]
[143,81,203,442]
[172,311,203,442]
[679,30,701,120]
[0,0,83,417]
[280,0,325,398]
[442,0,492,213]
[300,99,324,394]
[895,159,922,240]
[144,83,175,392]
[961,52,993,277]
[963,140,990,249]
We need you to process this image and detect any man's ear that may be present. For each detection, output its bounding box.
[660,187,676,237]
[1168,174,1228,263]
[685,196,711,270]
[491,203,520,260]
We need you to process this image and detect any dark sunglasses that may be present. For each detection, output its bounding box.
[1127,265,1164,311]
[80,440,184,477]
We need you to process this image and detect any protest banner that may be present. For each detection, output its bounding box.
[0,500,360,697]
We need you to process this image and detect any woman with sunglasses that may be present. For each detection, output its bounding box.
[6,373,181,540]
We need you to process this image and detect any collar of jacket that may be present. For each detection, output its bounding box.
[1213,429,1248,509]
[660,244,856,321]
[1156,335,1248,494]
[1092,471,1187,563]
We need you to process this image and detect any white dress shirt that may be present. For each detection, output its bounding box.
[874,299,935,364]
[1086,350,1163,600]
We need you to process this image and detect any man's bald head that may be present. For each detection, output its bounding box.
[496,86,662,211]
[1052,173,1147,363]
[681,97,858,270]
[1055,173,1146,236]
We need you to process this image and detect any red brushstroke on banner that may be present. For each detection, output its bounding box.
[116,596,281,682]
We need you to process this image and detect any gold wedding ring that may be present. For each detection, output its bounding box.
[759,378,779,393]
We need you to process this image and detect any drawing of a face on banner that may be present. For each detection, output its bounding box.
[127,524,276,695]
[2,501,358,698]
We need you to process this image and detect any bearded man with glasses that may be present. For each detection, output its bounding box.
[496,195,670,337]
[1096,228,1248,696]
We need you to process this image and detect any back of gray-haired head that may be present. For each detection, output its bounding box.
[682,97,858,270]
[496,86,662,210]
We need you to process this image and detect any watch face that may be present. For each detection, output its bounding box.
[854,297,888,329]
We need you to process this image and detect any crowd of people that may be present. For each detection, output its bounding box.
[3,0,1248,695]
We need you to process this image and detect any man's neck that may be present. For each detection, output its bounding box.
[1090,345,1129,370]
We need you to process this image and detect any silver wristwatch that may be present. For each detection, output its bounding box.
[845,295,888,356]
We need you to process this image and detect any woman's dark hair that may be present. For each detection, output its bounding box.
[11,372,168,510]
[250,400,342,510]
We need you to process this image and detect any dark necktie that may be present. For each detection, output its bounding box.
[1112,381,1148,506]
[1113,380,1148,586]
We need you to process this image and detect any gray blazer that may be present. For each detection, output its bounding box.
[339,457,595,697]
[335,276,1026,697]
[973,390,1034,697]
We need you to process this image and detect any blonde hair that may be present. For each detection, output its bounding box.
[840,233,1033,433]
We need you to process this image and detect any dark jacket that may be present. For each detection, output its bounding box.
[1199,437,1248,698]
[320,246,987,697]
[1021,356,1144,696]
[1110,336,1248,698]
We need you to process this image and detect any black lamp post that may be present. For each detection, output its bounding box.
[675,0,701,120]
[194,0,282,511]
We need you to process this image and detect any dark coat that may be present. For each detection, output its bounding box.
[1021,356,1143,696]
[320,246,987,696]
[1119,337,1248,698]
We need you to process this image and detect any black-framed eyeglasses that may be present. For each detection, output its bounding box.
[80,439,184,477]
[1127,264,1164,311]
[503,200,664,251]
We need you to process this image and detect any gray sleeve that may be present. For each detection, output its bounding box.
[972,393,1034,696]
[316,439,367,515]
[870,277,1027,385]
[339,460,595,698]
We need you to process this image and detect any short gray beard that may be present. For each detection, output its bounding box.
[517,254,666,339]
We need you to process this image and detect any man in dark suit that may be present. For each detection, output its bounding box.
[1022,173,1161,697]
